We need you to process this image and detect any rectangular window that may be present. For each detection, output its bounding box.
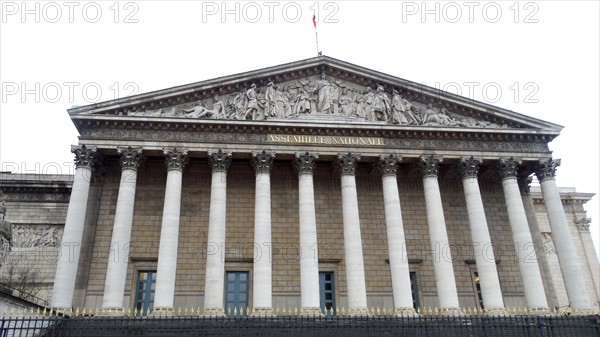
[134,270,156,316]
[473,271,484,310]
[225,271,249,317]
[410,271,420,311]
[319,271,336,315]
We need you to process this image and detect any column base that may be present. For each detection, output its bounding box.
[299,307,324,316]
[436,307,463,316]
[98,307,125,316]
[251,307,274,317]
[393,307,418,316]
[201,307,225,317]
[523,307,550,315]
[151,307,175,317]
[346,307,370,316]
[482,307,507,316]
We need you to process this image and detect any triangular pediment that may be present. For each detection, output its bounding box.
[68,56,562,133]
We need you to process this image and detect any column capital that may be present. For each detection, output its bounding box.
[379,154,402,177]
[117,147,143,171]
[535,158,561,181]
[252,150,276,174]
[163,148,189,171]
[517,174,533,193]
[419,155,442,177]
[337,153,361,176]
[294,152,319,175]
[575,217,591,232]
[459,156,481,179]
[71,145,98,169]
[496,157,521,180]
[208,149,232,173]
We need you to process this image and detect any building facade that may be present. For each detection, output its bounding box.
[1,57,599,315]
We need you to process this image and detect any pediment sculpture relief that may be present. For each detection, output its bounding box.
[127,72,508,128]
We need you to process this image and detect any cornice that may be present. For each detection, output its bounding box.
[71,114,559,143]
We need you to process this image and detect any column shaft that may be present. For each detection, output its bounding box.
[420,156,460,310]
[380,155,413,313]
[102,147,142,309]
[51,145,97,310]
[295,152,320,313]
[252,151,275,314]
[204,150,231,314]
[537,159,591,309]
[51,166,93,309]
[338,153,367,312]
[102,168,138,308]
[500,171,548,309]
[461,157,504,311]
[154,149,188,311]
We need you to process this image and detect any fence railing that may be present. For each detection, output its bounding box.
[1,314,599,337]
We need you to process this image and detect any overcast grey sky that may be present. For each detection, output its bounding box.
[1,1,598,255]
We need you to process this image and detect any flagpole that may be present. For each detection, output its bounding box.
[315,28,320,56]
[313,13,320,56]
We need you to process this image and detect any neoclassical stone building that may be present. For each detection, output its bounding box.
[2,56,598,315]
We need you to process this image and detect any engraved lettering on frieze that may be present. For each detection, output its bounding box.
[496,157,521,179]
[541,233,556,255]
[379,154,402,177]
[420,156,442,178]
[208,149,232,173]
[72,144,98,169]
[337,153,361,176]
[164,148,189,171]
[294,152,319,176]
[252,151,276,175]
[575,217,591,232]
[115,73,510,128]
[268,134,384,146]
[535,158,561,181]
[118,147,143,171]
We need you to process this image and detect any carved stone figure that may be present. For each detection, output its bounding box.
[243,84,262,120]
[542,233,556,255]
[422,104,458,126]
[313,72,334,114]
[0,201,11,265]
[273,85,292,118]
[293,86,312,115]
[264,82,277,118]
[356,87,374,119]
[338,88,355,117]
[372,85,391,122]
[182,102,212,119]
[211,95,226,119]
[113,73,512,128]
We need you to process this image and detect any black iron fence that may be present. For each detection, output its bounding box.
[1,314,599,337]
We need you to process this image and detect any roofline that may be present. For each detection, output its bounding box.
[67,55,563,132]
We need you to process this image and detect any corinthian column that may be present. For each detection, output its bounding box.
[203,149,232,315]
[293,152,321,315]
[379,154,414,315]
[419,156,460,311]
[496,158,548,310]
[337,153,367,314]
[153,148,188,313]
[102,147,143,309]
[251,150,275,315]
[535,159,591,309]
[459,157,504,312]
[51,145,98,310]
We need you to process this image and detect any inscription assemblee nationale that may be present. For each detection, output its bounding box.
[267,134,385,146]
